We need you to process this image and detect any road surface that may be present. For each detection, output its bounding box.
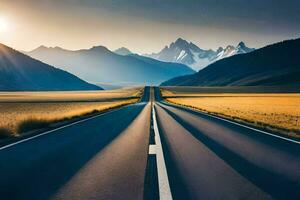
[0,86,299,200]
[0,87,151,200]
[153,87,300,200]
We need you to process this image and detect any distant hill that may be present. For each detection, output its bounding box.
[161,38,300,86]
[114,47,133,56]
[145,38,254,71]
[0,43,102,91]
[27,45,194,86]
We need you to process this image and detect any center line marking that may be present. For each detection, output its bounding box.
[148,144,156,155]
[152,104,173,200]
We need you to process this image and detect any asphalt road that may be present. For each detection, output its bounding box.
[0,87,151,200]
[0,86,300,200]
[154,87,300,200]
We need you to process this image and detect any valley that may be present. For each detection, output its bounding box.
[26,45,194,87]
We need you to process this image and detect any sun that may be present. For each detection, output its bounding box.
[0,17,8,32]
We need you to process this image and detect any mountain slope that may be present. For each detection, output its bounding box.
[161,38,300,86]
[146,38,254,71]
[27,45,194,86]
[0,43,102,91]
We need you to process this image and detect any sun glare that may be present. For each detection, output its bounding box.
[0,17,8,32]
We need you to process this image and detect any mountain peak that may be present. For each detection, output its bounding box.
[53,46,64,50]
[175,37,185,42]
[28,45,49,53]
[161,38,300,87]
[35,45,48,51]
[237,41,246,48]
[174,38,189,46]
[236,41,254,54]
[225,45,235,51]
[30,45,68,53]
[90,45,110,52]
[39,45,47,49]
[114,47,132,56]
[145,38,255,71]
[216,47,224,53]
[26,42,194,86]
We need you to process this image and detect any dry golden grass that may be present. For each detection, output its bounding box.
[161,86,300,95]
[163,89,300,138]
[161,88,300,98]
[160,89,175,97]
[0,87,143,102]
[0,88,142,138]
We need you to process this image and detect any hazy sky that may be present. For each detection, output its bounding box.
[0,0,300,54]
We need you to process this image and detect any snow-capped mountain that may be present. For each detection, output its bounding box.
[161,38,300,87]
[145,38,254,71]
[215,42,255,61]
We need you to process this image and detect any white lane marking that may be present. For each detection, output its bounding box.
[0,104,135,151]
[160,102,300,145]
[148,144,156,155]
[152,105,173,200]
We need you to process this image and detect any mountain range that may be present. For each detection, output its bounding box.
[2,36,298,91]
[0,43,101,91]
[26,45,194,87]
[161,38,300,87]
[145,38,254,71]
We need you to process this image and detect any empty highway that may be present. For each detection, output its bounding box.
[0,87,299,200]
[153,87,300,200]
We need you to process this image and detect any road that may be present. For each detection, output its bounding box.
[0,87,151,200]
[0,86,299,200]
[153,87,300,200]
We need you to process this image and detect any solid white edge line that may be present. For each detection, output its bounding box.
[160,102,300,145]
[152,105,173,200]
[0,104,134,151]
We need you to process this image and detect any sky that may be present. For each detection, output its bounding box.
[0,0,300,54]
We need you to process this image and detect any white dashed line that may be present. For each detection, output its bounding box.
[148,144,156,155]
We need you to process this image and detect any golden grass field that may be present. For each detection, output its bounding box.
[0,87,142,102]
[0,88,142,139]
[161,88,300,138]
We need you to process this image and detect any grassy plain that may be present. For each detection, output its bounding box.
[161,88,300,139]
[0,88,142,139]
[0,87,142,102]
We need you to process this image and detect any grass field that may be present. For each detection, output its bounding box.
[161,86,300,94]
[0,88,142,139]
[0,87,142,102]
[161,88,300,139]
